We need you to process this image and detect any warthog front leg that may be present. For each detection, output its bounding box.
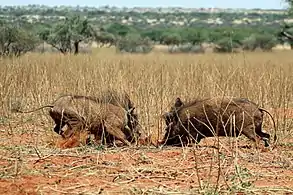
[103,119,132,147]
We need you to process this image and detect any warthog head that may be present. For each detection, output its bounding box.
[123,107,142,143]
[161,97,186,145]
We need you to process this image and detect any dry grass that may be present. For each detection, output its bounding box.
[0,49,293,194]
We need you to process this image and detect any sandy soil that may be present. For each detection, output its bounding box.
[0,110,293,195]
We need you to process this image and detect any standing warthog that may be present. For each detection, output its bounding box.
[12,90,142,146]
[160,97,277,147]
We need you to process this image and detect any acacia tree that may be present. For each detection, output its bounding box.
[40,15,96,55]
[161,33,182,46]
[180,28,208,45]
[95,31,116,47]
[278,0,293,48]
[116,33,153,53]
[278,24,293,49]
[242,34,278,51]
[0,22,38,57]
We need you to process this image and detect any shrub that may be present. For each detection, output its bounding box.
[214,37,241,53]
[116,34,153,53]
[242,34,278,51]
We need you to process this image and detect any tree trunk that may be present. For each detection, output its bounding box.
[59,48,66,55]
[74,41,79,55]
[42,41,45,53]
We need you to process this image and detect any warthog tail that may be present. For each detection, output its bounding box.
[259,108,277,143]
[11,105,54,113]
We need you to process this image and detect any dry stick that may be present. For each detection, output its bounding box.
[214,108,221,194]
[33,154,54,164]
[210,96,225,193]
[63,184,88,191]
[46,187,69,194]
[47,184,91,194]
[254,187,293,193]
[192,147,203,190]
[146,189,187,195]
[14,159,19,177]
[221,104,237,191]
[147,175,176,180]
[116,177,136,184]
[33,146,42,159]
[218,104,239,192]
[158,60,164,147]
[192,105,217,191]
[30,153,93,163]
[205,146,214,190]
[8,122,13,136]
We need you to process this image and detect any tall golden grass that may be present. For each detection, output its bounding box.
[1,49,293,143]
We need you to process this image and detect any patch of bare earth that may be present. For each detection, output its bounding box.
[1,115,293,194]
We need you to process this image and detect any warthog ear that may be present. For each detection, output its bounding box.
[174,97,183,108]
[125,107,136,125]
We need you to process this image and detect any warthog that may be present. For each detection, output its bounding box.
[12,90,142,146]
[160,97,277,147]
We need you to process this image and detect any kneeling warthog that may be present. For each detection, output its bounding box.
[161,97,277,147]
[13,90,142,146]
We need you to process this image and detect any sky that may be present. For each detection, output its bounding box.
[0,0,287,10]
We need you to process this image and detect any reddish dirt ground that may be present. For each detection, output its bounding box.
[1,113,293,194]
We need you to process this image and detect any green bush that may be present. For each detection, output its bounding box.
[242,35,258,51]
[214,37,241,53]
[242,34,278,51]
[116,33,153,53]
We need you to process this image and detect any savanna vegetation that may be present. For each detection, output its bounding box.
[1,49,293,194]
[0,3,293,195]
[0,4,293,56]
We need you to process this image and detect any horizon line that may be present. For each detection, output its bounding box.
[0,4,287,11]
